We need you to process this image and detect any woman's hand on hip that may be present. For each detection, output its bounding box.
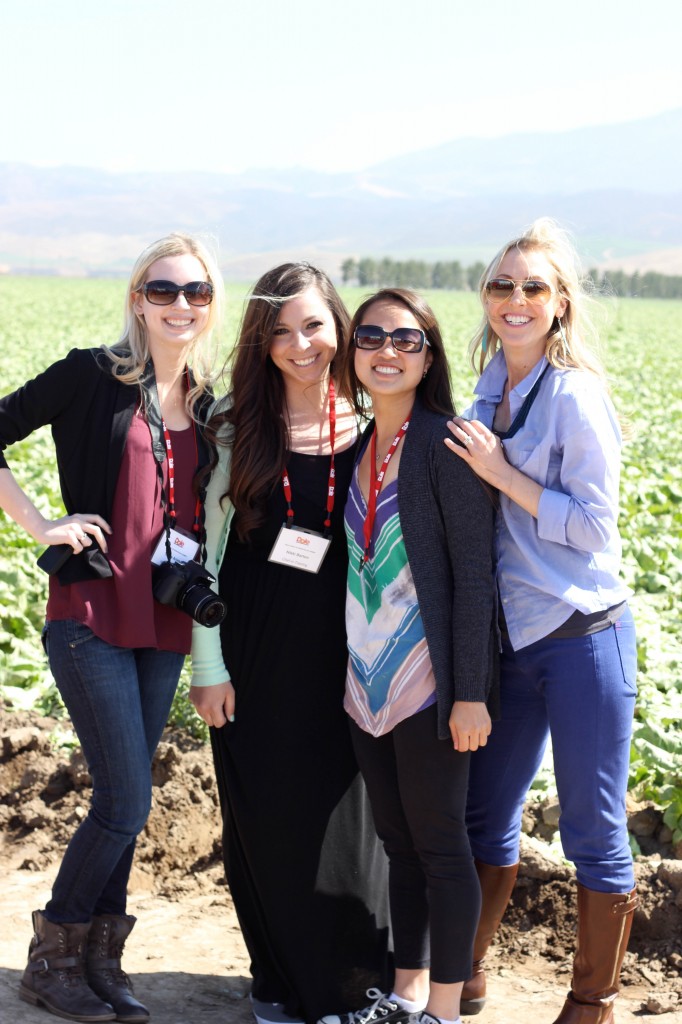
[41,513,112,553]
[189,681,236,728]
[449,700,492,752]
[0,469,110,552]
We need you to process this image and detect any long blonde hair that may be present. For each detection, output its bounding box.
[103,233,224,416]
[470,218,605,381]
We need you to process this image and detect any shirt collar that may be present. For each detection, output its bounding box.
[474,349,548,405]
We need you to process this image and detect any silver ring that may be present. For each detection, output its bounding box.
[79,532,87,541]
[464,434,474,447]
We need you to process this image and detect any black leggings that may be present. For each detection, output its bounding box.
[350,705,480,984]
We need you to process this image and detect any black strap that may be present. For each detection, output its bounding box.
[141,361,167,465]
[28,955,80,973]
[495,365,550,441]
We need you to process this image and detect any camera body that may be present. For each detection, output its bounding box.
[152,559,227,628]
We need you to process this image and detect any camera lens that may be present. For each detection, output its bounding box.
[198,596,227,628]
[180,586,227,628]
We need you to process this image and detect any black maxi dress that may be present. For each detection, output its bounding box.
[211,445,392,1024]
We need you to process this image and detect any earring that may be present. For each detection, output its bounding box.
[481,325,488,354]
[557,316,569,352]
[422,368,429,380]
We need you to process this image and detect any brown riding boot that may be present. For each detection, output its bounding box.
[461,860,519,1016]
[86,914,150,1024]
[552,885,638,1024]
[19,909,116,1022]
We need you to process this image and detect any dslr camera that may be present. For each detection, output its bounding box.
[152,559,227,628]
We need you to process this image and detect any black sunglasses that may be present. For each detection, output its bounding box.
[354,325,429,353]
[485,278,553,304]
[142,280,214,307]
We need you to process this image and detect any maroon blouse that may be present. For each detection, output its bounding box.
[47,409,199,654]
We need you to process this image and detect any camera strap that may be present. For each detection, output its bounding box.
[143,361,205,564]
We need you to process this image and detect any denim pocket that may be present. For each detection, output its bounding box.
[65,620,97,650]
[613,610,637,697]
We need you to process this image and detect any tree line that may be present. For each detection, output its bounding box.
[341,258,485,291]
[341,258,682,299]
[589,269,682,299]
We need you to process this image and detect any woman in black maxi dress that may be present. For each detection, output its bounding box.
[215,448,390,1021]
[190,263,392,1024]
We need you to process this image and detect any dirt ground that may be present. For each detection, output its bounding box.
[1,706,680,1024]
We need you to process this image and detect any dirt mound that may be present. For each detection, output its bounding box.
[1,704,681,999]
[0,706,223,899]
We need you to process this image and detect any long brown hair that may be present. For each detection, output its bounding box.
[209,262,350,540]
[342,288,455,418]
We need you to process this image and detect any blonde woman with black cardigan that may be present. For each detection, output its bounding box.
[0,234,222,1023]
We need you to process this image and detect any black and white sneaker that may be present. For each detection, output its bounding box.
[407,1013,442,1024]
[318,989,409,1024]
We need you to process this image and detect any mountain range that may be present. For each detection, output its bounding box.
[1,108,680,278]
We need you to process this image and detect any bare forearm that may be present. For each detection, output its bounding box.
[446,419,542,518]
[495,461,543,518]
[0,467,111,551]
[0,467,49,540]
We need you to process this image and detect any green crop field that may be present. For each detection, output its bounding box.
[1,277,680,845]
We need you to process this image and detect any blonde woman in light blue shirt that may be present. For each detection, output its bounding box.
[445,219,637,1024]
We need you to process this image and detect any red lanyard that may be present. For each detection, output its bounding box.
[161,417,202,535]
[281,379,337,534]
[360,416,411,571]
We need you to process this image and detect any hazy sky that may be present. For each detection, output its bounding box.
[3,0,681,175]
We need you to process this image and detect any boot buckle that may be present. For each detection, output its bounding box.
[611,892,638,915]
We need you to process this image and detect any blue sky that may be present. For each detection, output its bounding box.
[3,0,681,174]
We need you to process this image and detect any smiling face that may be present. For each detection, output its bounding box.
[485,247,567,367]
[268,286,338,390]
[133,253,212,358]
[354,299,432,405]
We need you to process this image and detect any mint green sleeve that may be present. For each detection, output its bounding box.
[190,430,235,687]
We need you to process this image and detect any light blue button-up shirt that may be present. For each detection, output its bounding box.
[466,350,631,651]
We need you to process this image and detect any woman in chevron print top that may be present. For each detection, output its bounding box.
[319,289,498,1024]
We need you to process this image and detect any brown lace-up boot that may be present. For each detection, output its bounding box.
[461,860,519,1016]
[86,914,150,1023]
[19,909,116,1021]
[552,885,638,1024]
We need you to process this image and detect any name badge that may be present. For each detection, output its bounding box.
[151,527,200,566]
[268,524,331,574]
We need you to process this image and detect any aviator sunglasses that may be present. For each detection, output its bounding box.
[485,278,554,304]
[142,280,214,306]
[354,325,430,353]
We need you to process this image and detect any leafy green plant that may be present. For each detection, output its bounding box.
[1,279,680,837]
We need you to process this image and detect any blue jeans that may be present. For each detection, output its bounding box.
[467,607,637,893]
[43,619,184,923]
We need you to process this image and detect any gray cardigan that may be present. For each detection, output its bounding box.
[392,398,499,739]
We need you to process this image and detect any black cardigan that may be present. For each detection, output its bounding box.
[0,346,210,586]
[387,398,499,739]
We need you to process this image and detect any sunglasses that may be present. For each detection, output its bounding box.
[142,280,214,306]
[354,325,429,353]
[485,278,554,304]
